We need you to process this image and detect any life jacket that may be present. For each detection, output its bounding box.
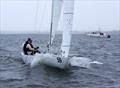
[23,41,34,55]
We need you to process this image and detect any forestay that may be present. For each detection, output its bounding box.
[49,0,63,46]
[61,0,74,57]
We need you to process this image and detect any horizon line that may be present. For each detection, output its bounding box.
[0,30,119,35]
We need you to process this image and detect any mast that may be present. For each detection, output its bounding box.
[48,0,63,52]
[48,0,54,52]
[50,0,54,46]
[98,26,101,32]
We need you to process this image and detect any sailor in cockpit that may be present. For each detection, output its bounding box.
[23,38,40,55]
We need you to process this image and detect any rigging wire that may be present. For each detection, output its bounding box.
[34,0,47,33]
[39,2,47,33]
[34,0,39,33]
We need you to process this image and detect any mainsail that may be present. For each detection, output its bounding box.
[49,0,63,46]
[61,0,74,57]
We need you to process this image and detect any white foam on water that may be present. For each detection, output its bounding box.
[90,61,103,65]
[69,56,103,68]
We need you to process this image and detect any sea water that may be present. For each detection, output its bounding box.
[0,32,120,88]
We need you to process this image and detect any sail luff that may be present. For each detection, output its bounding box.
[49,0,54,46]
[49,0,63,47]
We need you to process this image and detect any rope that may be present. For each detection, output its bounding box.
[34,0,47,33]
[34,0,39,32]
[39,2,47,33]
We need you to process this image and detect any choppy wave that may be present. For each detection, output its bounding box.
[0,33,120,88]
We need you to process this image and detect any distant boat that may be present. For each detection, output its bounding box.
[86,27,111,38]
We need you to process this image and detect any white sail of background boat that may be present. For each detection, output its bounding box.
[21,0,74,69]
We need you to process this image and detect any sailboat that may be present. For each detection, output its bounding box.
[21,0,74,69]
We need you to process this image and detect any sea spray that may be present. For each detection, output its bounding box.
[90,61,103,65]
[69,56,103,68]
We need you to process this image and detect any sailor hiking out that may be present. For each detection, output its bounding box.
[23,38,40,55]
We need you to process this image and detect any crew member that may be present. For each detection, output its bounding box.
[23,38,40,55]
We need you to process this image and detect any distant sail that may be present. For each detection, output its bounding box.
[49,0,63,46]
[61,0,74,57]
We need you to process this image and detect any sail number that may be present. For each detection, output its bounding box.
[57,57,62,63]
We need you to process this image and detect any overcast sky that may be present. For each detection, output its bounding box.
[0,0,120,34]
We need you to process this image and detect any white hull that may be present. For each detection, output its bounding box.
[21,53,69,69]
